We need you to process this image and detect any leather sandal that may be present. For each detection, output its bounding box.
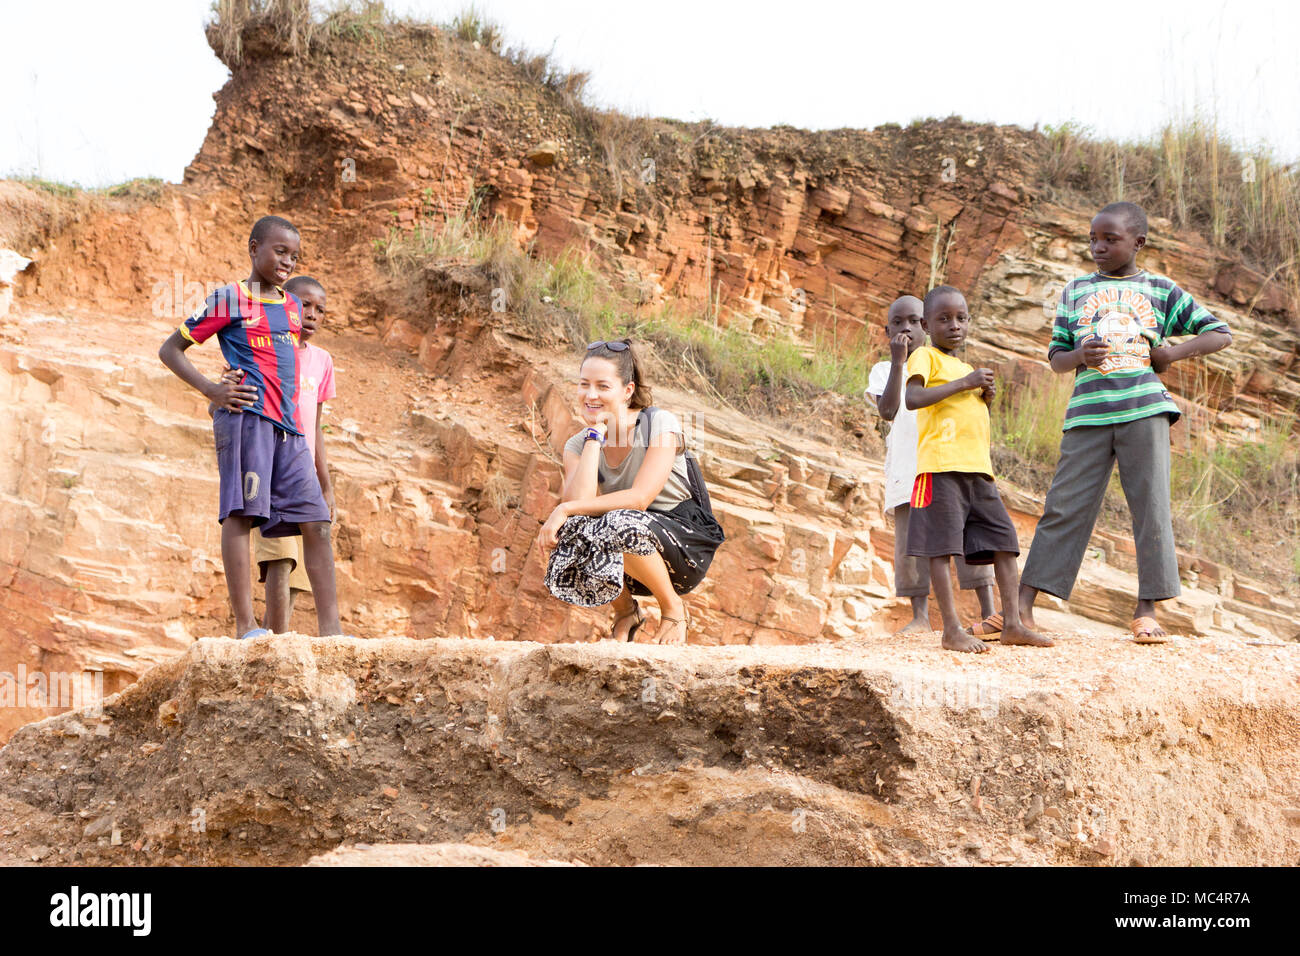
[611,601,645,642]
[966,612,1003,639]
[657,605,690,645]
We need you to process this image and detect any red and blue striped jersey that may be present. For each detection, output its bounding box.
[180,280,305,435]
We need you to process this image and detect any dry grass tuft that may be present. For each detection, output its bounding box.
[207,0,316,64]
[1038,116,1300,311]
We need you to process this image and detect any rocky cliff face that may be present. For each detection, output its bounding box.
[1,17,1297,753]
[172,24,1298,434]
[5,258,1293,745]
[3,16,1299,866]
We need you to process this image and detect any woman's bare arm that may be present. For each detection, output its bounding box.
[563,443,677,515]
[560,434,603,503]
[539,432,680,550]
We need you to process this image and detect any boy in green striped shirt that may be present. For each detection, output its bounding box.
[1018,202,1231,643]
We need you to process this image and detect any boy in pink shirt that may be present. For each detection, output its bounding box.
[217,275,336,631]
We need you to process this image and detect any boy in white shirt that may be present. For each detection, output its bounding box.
[866,295,999,636]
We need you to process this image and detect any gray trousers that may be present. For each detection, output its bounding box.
[1021,414,1181,602]
[893,504,996,597]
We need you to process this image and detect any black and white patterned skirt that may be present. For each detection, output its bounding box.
[544,500,725,607]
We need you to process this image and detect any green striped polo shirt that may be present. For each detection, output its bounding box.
[1048,270,1228,430]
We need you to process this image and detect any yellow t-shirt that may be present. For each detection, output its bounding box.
[905,346,993,479]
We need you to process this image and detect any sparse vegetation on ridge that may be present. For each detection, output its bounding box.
[1041,117,1300,309]
[375,208,877,414]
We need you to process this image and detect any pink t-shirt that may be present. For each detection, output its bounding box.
[296,343,336,459]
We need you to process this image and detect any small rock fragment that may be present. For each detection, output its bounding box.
[527,141,560,166]
[1025,794,1044,827]
[157,698,180,726]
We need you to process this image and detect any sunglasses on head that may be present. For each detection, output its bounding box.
[586,340,629,352]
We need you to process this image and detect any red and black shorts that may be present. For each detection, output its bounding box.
[906,471,1019,564]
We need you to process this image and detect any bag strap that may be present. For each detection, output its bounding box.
[635,405,655,449]
[638,406,710,509]
[637,405,686,455]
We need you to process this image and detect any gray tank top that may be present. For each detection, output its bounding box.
[563,409,691,511]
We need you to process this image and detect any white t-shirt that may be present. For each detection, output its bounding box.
[563,408,692,512]
[867,360,918,512]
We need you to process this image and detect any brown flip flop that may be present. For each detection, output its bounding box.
[967,612,1003,640]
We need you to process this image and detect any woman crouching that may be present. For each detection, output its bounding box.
[539,339,725,644]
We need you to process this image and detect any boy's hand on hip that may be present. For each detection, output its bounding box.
[206,376,258,412]
[1149,344,1174,373]
[964,368,995,390]
[219,365,243,385]
[1080,339,1109,368]
[888,332,910,363]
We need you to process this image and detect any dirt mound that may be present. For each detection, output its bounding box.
[0,631,1295,866]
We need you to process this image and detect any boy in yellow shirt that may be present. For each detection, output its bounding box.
[904,286,1052,653]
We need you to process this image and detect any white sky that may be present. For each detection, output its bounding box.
[2,0,1297,187]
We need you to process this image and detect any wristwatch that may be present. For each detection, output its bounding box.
[583,427,605,446]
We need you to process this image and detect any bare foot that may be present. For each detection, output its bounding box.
[1131,618,1168,644]
[895,616,931,636]
[1020,605,1037,630]
[1000,622,1054,647]
[941,626,989,653]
